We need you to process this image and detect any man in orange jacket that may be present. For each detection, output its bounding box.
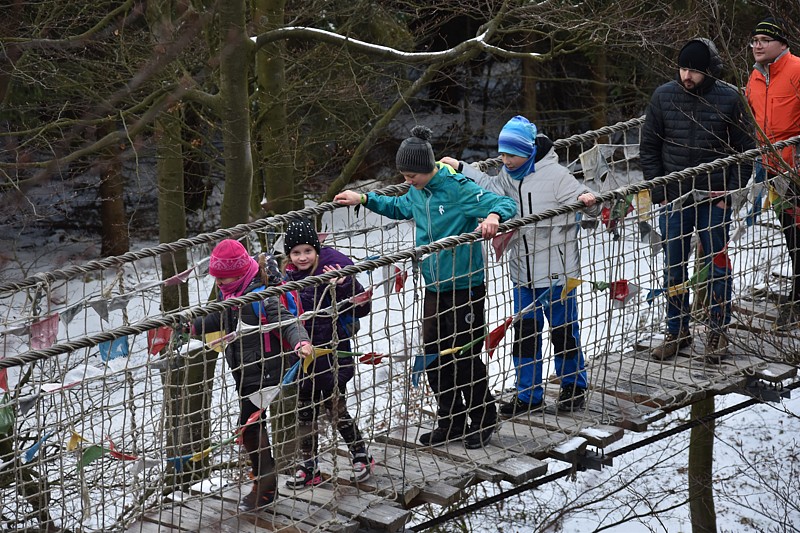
[746,16,800,330]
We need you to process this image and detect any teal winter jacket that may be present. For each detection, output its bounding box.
[365,163,517,292]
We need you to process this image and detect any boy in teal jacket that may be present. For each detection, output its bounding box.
[335,125,517,449]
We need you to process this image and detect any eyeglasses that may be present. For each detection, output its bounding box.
[749,38,776,48]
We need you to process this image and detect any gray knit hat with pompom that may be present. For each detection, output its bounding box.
[396,125,435,173]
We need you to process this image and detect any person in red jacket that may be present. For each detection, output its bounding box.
[746,16,800,329]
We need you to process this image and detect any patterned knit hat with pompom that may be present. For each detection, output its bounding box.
[396,125,436,173]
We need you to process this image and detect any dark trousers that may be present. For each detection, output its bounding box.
[422,284,496,432]
[239,398,276,492]
[779,208,800,301]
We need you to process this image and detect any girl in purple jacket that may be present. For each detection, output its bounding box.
[282,219,373,487]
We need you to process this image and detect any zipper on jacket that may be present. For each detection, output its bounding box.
[423,186,436,282]
[518,180,533,285]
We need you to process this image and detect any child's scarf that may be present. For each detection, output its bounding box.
[217,259,260,300]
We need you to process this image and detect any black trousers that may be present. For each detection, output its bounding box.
[779,208,800,301]
[422,284,496,431]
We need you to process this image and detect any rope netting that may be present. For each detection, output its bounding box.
[1,118,799,532]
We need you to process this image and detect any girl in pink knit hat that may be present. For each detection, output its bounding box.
[193,239,313,512]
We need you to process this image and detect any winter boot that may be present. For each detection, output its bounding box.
[419,425,467,446]
[651,331,692,361]
[351,451,375,483]
[705,330,729,364]
[238,476,276,512]
[464,422,496,449]
[557,385,587,412]
[499,395,544,417]
[285,460,323,489]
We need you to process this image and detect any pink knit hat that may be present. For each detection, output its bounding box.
[209,239,251,279]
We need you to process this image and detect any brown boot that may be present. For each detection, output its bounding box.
[705,330,728,364]
[239,479,276,512]
[651,331,692,361]
[239,426,277,511]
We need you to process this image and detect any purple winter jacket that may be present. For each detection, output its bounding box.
[284,247,371,393]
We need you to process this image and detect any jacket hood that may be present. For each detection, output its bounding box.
[675,38,723,94]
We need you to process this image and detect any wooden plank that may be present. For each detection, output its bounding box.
[599,350,711,407]
[490,455,548,484]
[371,443,475,489]
[627,350,748,395]
[732,297,780,321]
[492,420,573,463]
[578,386,665,431]
[574,424,625,448]
[279,482,410,532]
[180,497,305,533]
[590,356,697,408]
[211,485,360,532]
[378,423,506,482]
[750,362,798,382]
[588,350,683,406]
[408,481,464,507]
[322,454,421,507]
[125,520,183,533]
[380,420,556,484]
[501,391,626,445]
[140,503,203,532]
[547,436,588,464]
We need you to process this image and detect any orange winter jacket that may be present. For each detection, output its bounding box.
[746,50,800,173]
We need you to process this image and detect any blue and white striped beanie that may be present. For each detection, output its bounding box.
[498,116,537,180]
[498,116,537,158]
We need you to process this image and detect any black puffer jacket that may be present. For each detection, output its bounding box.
[192,277,307,396]
[640,38,754,204]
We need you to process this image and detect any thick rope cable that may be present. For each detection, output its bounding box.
[409,380,800,532]
[4,136,799,370]
[0,116,647,295]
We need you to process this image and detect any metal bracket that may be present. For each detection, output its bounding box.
[577,449,613,471]
[745,377,791,403]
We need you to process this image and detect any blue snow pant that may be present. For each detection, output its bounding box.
[511,286,588,404]
[659,199,732,335]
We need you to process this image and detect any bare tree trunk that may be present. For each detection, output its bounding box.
[98,124,130,257]
[147,0,214,486]
[590,46,608,138]
[522,41,538,121]
[689,397,717,533]
[253,0,299,216]
[218,0,254,228]
[156,106,189,311]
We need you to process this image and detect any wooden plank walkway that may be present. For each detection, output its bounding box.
[124,301,799,533]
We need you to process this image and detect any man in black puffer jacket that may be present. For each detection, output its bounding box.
[641,38,754,362]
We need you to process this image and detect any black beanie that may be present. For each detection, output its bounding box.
[678,40,712,73]
[396,125,436,173]
[284,219,321,255]
[752,17,789,45]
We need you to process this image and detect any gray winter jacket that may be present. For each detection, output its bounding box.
[460,147,601,288]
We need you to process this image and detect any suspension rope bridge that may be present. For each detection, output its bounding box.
[1,118,799,532]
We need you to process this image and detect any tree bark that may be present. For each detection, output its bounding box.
[590,46,608,140]
[98,124,130,257]
[217,0,255,228]
[689,396,717,533]
[155,105,189,311]
[147,0,213,486]
[522,39,539,121]
[252,0,299,216]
